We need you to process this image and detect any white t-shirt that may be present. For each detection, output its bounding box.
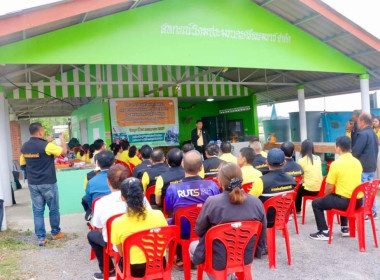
[92,191,151,241]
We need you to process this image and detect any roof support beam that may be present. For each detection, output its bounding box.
[0,0,133,37]
[293,13,320,26]
[322,32,349,43]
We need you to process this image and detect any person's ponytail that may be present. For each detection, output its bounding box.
[229,186,246,204]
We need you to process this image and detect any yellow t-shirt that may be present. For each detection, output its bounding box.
[155,176,164,196]
[298,155,323,192]
[120,150,130,164]
[220,153,237,164]
[249,178,264,198]
[241,165,262,185]
[45,142,63,156]
[260,151,267,158]
[20,154,26,165]
[141,172,150,191]
[111,209,168,264]
[326,153,362,199]
[115,153,122,161]
[374,128,380,143]
[129,156,142,167]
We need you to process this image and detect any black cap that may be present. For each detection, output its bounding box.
[267,148,285,166]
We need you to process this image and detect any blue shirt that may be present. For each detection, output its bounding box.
[86,170,111,211]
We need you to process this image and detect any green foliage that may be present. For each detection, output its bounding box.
[30,117,70,141]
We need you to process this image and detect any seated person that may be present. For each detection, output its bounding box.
[280,141,304,177]
[86,151,115,211]
[249,136,267,157]
[132,145,152,179]
[142,148,169,192]
[111,178,167,278]
[251,141,269,174]
[296,140,323,214]
[128,145,142,167]
[249,148,296,227]
[219,142,237,164]
[91,139,107,164]
[88,164,151,280]
[155,148,185,207]
[181,143,194,154]
[310,136,363,240]
[203,143,225,178]
[237,147,262,185]
[190,162,267,273]
[165,150,220,266]
[119,140,130,164]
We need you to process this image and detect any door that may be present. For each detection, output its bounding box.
[80,120,88,144]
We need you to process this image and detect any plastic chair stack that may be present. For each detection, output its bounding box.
[115,160,133,175]
[196,221,262,280]
[174,203,204,280]
[103,213,123,280]
[302,176,327,225]
[327,181,378,252]
[116,226,180,280]
[263,192,294,269]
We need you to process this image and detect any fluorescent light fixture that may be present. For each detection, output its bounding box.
[206,98,214,102]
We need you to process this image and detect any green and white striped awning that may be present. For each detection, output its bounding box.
[6,65,250,100]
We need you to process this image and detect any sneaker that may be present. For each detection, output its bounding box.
[93,271,115,280]
[38,238,49,246]
[365,215,370,222]
[374,213,378,220]
[51,231,66,240]
[309,230,330,241]
[341,226,349,237]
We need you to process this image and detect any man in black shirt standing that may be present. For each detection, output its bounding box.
[191,120,210,159]
[20,122,67,246]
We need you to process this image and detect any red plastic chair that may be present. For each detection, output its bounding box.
[290,176,302,235]
[89,196,104,260]
[368,180,380,247]
[242,182,253,193]
[174,203,204,280]
[197,221,262,280]
[301,176,327,225]
[326,182,375,252]
[204,176,221,189]
[129,162,136,173]
[263,192,294,269]
[103,213,124,280]
[115,226,180,280]
[115,160,133,176]
[145,185,156,205]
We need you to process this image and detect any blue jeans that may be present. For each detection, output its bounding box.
[362,172,377,214]
[28,183,61,240]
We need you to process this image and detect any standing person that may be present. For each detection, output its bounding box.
[237,147,262,185]
[372,116,380,179]
[296,140,323,214]
[219,141,237,164]
[280,141,304,177]
[132,145,152,179]
[352,112,379,219]
[190,162,267,272]
[309,136,362,240]
[20,122,67,246]
[345,109,361,146]
[191,120,210,159]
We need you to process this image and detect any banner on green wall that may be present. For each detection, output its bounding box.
[110,98,179,147]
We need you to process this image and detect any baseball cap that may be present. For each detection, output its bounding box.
[267,148,285,166]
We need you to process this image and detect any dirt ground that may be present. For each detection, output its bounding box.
[4,184,380,280]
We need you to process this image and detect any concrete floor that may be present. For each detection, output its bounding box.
[5,182,380,280]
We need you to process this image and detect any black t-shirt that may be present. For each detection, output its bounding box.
[252,154,269,174]
[132,160,151,179]
[282,158,304,177]
[203,157,225,178]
